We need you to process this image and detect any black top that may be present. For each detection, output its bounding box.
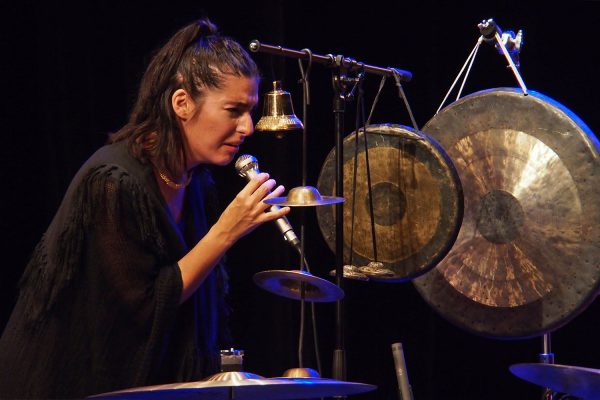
[0,140,229,399]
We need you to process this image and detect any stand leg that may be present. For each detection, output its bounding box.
[539,333,555,400]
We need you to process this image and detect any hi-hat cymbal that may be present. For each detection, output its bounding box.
[510,363,600,399]
[253,270,344,302]
[89,371,376,399]
[264,186,344,207]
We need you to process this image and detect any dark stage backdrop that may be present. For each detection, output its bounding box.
[1,1,599,399]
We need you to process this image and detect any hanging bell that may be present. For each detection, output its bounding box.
[255,81,304,133]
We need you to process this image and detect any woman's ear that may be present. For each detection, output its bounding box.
[172,89,194,120]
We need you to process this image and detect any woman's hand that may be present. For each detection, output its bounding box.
[214,172,290,246]
[178,172,290,303]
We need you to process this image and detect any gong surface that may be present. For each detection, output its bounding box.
[413,88,600,338]
[317,124,463,282]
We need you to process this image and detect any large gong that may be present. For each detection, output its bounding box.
[413,88,600,338]
[317,124,463,282]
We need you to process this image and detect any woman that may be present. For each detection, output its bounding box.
[0,18,288,399]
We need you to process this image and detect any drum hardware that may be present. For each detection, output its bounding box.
[436,18,527,115]
[220,348,245,373]
[250,39,414,382]
[510,363,600,399]
[236,153,340,360]
[538,333,556,399]
[478,18,525,74]
[237,154,343,376]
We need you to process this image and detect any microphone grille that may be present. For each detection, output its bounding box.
[235,154,259,178]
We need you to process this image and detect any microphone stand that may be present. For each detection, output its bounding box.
[248,40,412,382]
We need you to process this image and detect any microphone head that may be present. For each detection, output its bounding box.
[235,154,259,179]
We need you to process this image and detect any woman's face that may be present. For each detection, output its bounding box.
[179,74,259,168]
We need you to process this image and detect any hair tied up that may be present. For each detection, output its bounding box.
[195,18,219,40]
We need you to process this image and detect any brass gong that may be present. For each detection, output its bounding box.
[317,124,463,282]
[413,88,600,338]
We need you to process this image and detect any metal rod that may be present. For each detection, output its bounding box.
[539,333,554,364]
[249,40,412,81]
[332,72,346,382]
[539,333,555,400]
[493,31,528,95]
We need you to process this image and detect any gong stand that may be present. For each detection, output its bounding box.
[477,18,527,94]
[437,18,527,115]
[249,40,412,381]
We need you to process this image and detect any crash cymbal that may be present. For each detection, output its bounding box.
[317,124,463,282]
[253,270,344,302]
[264,186,344,207]
[89,371,376,399]
[510,363,600,399]
[413,88,600,338]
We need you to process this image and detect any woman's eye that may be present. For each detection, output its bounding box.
[227,108,242,116]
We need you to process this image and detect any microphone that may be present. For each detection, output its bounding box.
[391,343,413,400]
[235,154,300,250]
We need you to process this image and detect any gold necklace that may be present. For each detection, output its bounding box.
[157,170,192,189]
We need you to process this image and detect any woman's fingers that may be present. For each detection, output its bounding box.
[249,179,277,204]
[218,174,293,242]
[238,172,270,198]
[258,185,290,223]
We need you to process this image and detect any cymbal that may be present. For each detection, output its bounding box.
[413,88,600,338]
[328,262,396,281]
[329,265,370,281]
[510,363,600,399]
[253,270,344,302]
[264,186,344,207]
[89,372,376,400]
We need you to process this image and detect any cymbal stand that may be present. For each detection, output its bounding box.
[539,333,555,400]
[248,39,412,381]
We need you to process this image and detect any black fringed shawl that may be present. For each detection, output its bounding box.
[0,140,229,399]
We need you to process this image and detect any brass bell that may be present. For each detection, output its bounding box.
[255,81,304,133]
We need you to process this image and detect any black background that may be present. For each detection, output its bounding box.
[2,1,600,399]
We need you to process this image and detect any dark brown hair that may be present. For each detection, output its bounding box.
[110,18,259,177]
